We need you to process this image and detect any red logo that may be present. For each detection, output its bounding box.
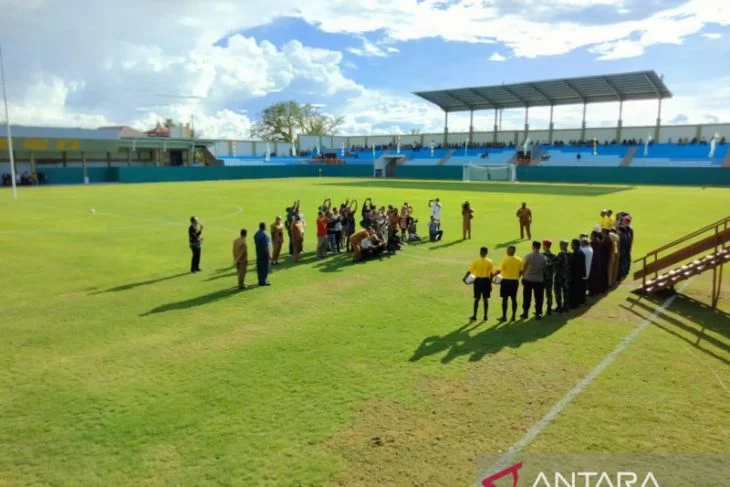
[481,462,523,487]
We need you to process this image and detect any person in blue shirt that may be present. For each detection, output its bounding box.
[254,222,271,286]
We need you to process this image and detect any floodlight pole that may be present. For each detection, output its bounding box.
[0,45,17,199]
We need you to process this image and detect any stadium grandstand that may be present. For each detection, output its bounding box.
[2,71,729,187]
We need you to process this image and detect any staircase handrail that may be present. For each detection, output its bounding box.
[634,216,730,264]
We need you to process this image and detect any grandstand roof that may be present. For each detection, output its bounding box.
[413,71,672,112]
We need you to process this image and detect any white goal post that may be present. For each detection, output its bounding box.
[462,164,517,182]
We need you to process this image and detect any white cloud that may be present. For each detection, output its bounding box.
[588,39,647,60]
[2,0,730,139]
[702,33,722,39]
[488,52,507,62]
[347,36,389,58]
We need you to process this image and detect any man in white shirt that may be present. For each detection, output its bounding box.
[580,238,593,280]
[428,198,442,220]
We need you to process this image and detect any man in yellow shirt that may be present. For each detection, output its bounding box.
[606,209,616,228]
[494,245,523,321]
[463,247,494,321]
[232,229,248,290]
[599,209,609,229]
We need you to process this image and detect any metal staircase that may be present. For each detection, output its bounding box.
[633,216,730,307]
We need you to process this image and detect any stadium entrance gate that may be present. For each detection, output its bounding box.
[374,155,403,178]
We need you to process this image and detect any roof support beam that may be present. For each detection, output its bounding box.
[444,91,474,110]
[603,76,623,101]
[500,84,528,106]
[467,88,498,109]
[528,83,554,105]
[562,80,585,104]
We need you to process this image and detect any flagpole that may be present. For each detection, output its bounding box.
[0,44,17,199]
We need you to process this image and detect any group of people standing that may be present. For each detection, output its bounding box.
[463,208,634,322]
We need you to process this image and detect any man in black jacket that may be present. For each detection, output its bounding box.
[188,216,203,273]
[569,238,586,308]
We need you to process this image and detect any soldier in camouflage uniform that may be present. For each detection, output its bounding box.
[541,240,557,315]
[553,239,571,312]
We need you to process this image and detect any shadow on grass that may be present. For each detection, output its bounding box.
[91,272,189,294]
[140,286,259,316]
[496,238,523,249]
[622,292,730,365]
[323,180,633,197]
[205,252,319,282]
[428,239,464,251]
[411,293,599,364]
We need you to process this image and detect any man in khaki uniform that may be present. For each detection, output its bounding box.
[270,216,284,265]
[516,202,532,240]
[232,229,248,290]
[349,228,370,262]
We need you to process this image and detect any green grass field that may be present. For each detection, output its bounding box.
[1,178,728,486]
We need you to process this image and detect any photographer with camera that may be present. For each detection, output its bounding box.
[462,201,474,240]
[429,216,443,242]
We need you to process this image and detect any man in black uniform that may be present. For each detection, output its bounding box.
[569,238,587,309]
[285,200,300,256]
[188,216,203,273]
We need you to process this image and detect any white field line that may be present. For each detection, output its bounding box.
[486,280,691,476]
[683,346,730,395]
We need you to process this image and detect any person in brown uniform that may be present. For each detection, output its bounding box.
[232,229,248,290]
[516,202,532,240]
[349,228,370,262]
[462,201,474,240]
[270,216,284,265]
[290,215,304,263]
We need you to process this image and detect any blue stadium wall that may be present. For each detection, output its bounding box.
[37,165,730,186]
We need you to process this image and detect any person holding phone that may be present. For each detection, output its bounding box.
[188,216,203,273]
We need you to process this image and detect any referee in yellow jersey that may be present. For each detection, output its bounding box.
[463,247,495,321]
[494,245,523,322]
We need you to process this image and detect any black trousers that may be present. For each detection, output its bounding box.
[190,245,201,272]
[522,279,544,316]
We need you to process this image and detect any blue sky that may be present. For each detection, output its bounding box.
[2,0,729,137]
